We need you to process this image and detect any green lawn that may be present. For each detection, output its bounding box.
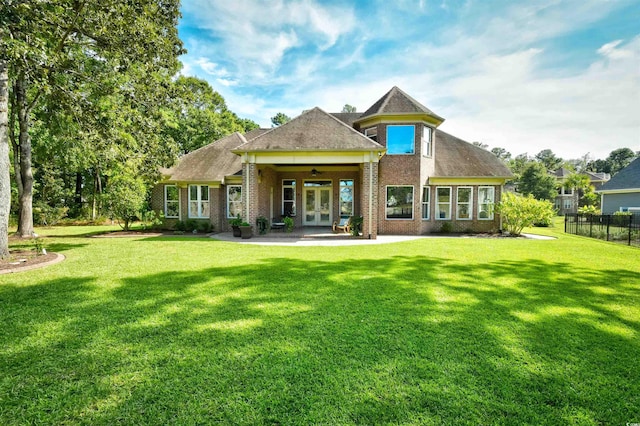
[1,225,639,425]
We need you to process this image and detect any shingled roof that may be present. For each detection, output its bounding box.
[161,132,248,183]
[598,157,640,191]
[434,131,513,178]
[234,107,383,152]
[358,86,445,123]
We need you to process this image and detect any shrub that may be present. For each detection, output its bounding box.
[33,203,69,226]
[185,219,198,232]
[440,222,452,233]
[198,221,213,233]
[497,192,555,235]
[283,216,294,232]
[140,210,164,231]
[104,174,146,231]
[350,216,363,236]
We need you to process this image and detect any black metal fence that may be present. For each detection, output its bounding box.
[565,213,640,247]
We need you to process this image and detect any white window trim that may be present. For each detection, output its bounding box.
[227,185,242,219]
[339,179,354,217]
[282,179,296,216]
[436,186,452,220]
[422,126,433,158]
[456,186,473,220]
[188,185,210,219]
[386,125,415,155]
[364,127,377,142]
[478,186,495,220]
[385,185,414,220]
[164,184,180,219]
[422,186,430,220]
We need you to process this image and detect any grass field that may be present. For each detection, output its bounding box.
[1,224,639,425]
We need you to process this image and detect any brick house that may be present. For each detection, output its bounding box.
[152,87,513,238]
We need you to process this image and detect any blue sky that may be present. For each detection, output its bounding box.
[178,0,639,161]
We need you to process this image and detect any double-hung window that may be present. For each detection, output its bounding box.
[456,187,472,220]
[282,180,296,216]
[422,126,432,157]
[189,185,210,218]
[227,185,243,218]
[478,187,495,220]
[386,186,414,219]
[339,180,354,217]
[421,187,430,220]
[436,187,451,220]
[164,185,179,218]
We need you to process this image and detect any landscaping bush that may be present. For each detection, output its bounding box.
[497,192,555,235]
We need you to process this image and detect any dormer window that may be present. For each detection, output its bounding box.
[387,125,415,155]
[364,127,377,142]
[423,126,432,157]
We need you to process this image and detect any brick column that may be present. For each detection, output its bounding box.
[362,160,379,239]
[243,162,259,225]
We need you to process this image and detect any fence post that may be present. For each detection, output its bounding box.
[606,214,610,241]
[629,214,633,246]
[589,214,593,238]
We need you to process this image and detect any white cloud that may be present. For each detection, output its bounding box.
[438,36,640,159]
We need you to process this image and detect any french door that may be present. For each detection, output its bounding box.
[303,182,332,226]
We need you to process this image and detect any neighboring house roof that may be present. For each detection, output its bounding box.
[585,171,610,183]
[357,86,445,124]
[161,132,248,183]
[553,168,572,178]
[597,157,640,192]
[433,131,513,178]
[233,107,384,152]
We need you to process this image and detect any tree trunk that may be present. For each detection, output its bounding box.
[0,60,11,258]
[74,172,83,217]
[14,74,34,237]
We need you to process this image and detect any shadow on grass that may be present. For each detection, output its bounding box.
[0,256,638,424]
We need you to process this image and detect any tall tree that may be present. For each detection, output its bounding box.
[167,76,258,154]
[491,147,511,162]
[0,60,9,258]
[271,112,291,127]
[1,0,184,237]
[535,149,563,171]
[518,162,557,201]
[341,104,357,113]
[607,147,636,175]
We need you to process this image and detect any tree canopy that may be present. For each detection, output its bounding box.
[271,112,291,127]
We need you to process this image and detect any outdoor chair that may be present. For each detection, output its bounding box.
[271,217,285,231]
[332,216,351,233]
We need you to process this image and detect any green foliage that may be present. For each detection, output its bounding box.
[140,210,164,231]
[535,149,563,171]
[256,216,269,235]
[341,104,357,113]
[166,76,258,155]
[33,202,68,226]
[350,215,363,236]
[184,219,199,232]
[283,216,294,232]
[577,205,600,215]
[229,215,243,227]
[497,192,556,235]
[440,222,453,233]
[518,162,557,200]
[271,112,291,127]
[103,173,147,231]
